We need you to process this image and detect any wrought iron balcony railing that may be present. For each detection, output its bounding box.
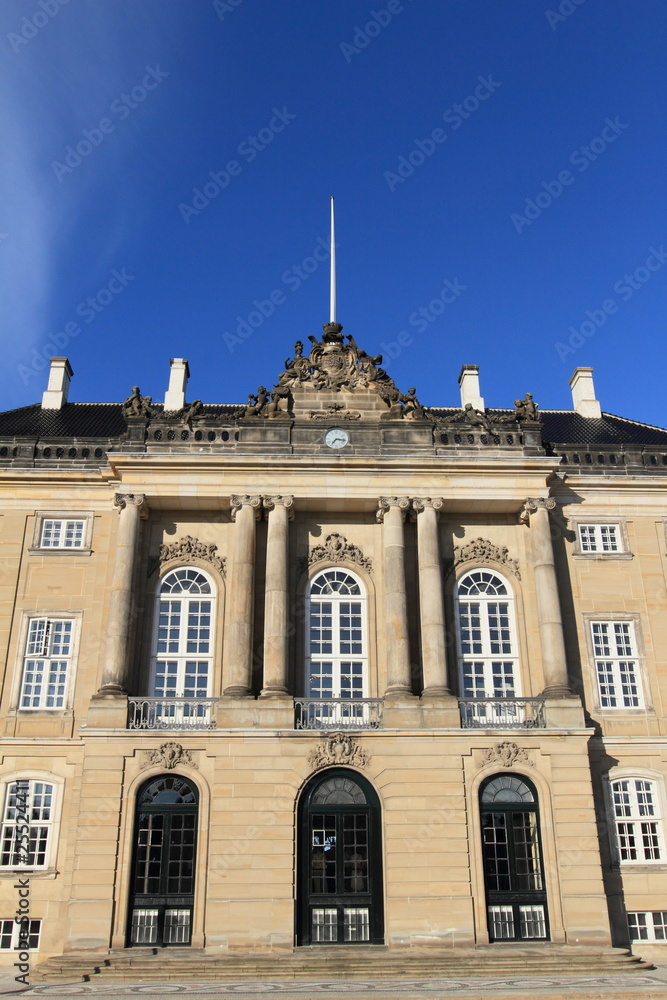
[458,697,546,729]
[128,697,218,730]
[295,698,383,731]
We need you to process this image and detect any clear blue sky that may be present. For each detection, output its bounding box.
[1,0,665,424]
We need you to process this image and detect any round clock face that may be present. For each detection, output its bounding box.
[324,427,349,450]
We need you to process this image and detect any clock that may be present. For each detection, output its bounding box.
[324,427,349,450]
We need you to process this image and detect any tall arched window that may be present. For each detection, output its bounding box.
[456,570,520,722]
[304,569,368,726]
[149,568,215,724]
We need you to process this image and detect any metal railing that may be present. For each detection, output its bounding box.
[458,697,546,729]
[128,697,218,730]
[295,698,383,731]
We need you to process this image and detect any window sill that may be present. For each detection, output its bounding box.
[612,864,667,873]
[0,869,58,880]
[28,547,92,557]
[573,552,633,560]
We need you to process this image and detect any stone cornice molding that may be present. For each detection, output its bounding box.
[114,492,148,519]
[376,496,411,522]
[230,494,263,520]
[148,535,226,578]
[447,536,521,580]
[520,496,557,525]
[263,495,295,520]
[305,532,372,573]
[307,732,371,772]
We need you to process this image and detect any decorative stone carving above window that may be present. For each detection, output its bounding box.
[307,732,371,772]
[302,533,372,573]
[141,742,198,770]
[479,742,533,769]
[446,537,520,579]
[148,535,226,577]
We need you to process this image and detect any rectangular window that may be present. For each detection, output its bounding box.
[612,779,663,863]
[628,911,667,942]
[578,523,620,553]
[0,919,41,950]
[39,518,85,549]
[1,780,54,869]
[591,621,642,708]
[20,617,73,710]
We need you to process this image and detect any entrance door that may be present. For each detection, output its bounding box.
[480,774,549,941]
[128,775,198,947]
[298,769,383,945]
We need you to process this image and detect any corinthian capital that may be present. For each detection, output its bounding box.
[519,496,557,524]
[376,496,411,522]
[230,494,263,520]
[263,495,295,519]
[114,492,148,518]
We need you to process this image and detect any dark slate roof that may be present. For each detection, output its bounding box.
[1,403,666,446]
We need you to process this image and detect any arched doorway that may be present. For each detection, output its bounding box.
[480,774,549,941]
[127,774,199,947]
[297,769,383,945]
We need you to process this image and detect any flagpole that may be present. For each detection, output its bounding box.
[329,196,336,323]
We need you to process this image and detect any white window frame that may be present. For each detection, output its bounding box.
[30,511,93,554]
[571,517,631,559]
[454,569,521,700]
[16,614,80,712]
[149,568,216,704]
[585,615,648,711]
[606,774,666,866]
[627,910,667,942]
[0,918,41,950]
[305,568,369,701]
[0,779,55,871]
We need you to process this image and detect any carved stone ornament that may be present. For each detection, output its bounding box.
[230,495,263,519]
[148,535,226,577]
[376,496,411,522]
[141,742,198,770]
[519,496,558,525]
[114,493,148,518]
[122,386,153,420]
[306,533,372,572]
[263,495,295,519]
[480,742,533,768]
[448,537,521,579]
[307,732,371,772]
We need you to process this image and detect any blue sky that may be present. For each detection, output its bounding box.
[1,0,665,425]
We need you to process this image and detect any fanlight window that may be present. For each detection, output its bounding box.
[455,569,520,701]
[139,776,198,806]
[150,569,215,711]
[312,776,368,806]
[306,569,368,702]
[481,775,535,804]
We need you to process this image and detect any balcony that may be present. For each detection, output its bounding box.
[295,699,384,731]
[458,698,546,729]
[128,697,219,730]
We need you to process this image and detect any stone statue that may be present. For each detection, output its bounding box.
[122,386,152,419]
[401,387,425,420]
[523,392,539,421]
[265,391,284,419]
[177,400,203,427]
[242,386,269,418]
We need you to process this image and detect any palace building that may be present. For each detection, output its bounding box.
[1,322,667,973]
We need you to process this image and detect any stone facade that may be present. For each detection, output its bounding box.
[1,338,666,964]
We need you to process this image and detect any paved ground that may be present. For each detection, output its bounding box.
[2,969,667,1000]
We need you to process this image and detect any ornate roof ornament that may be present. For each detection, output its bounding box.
[307,732,371,772]
[303,533,372,573]
[122,386,153,420]
[141,742,198,770]
[448,536,521,579]
[480,741,533,768]
[520,496,558,525]
[148,535,226,577]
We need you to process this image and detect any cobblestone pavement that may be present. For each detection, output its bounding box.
[2,971,667,1000]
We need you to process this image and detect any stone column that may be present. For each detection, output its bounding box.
[377,497,412,696]
[413,497,450,696]
[261,495,294,697]
[521,497,571,697]
[98,493,148,695]
[224,495,262,696]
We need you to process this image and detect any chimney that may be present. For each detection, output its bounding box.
[458,364,485,412]
[164,358,190,411]
[569,366,601,418]
[41,357,73,410]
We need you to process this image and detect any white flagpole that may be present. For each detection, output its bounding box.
[330,196,336,323]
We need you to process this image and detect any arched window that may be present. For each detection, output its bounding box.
[304,569,368,724]
[480,774,548,941]
[149,569,215,723]
[455,570,520,713]
[610,777,664,863]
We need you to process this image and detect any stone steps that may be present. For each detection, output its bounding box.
[33,945,654,982]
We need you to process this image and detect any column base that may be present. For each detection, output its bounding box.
[543,695,585,728]
[259,687,289,698]
[383,696,421,729]
[87,694,128,729]
[542,684,574,699]
[222,686,253,698]
[419,693,460,728]
[383,686,416,699]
